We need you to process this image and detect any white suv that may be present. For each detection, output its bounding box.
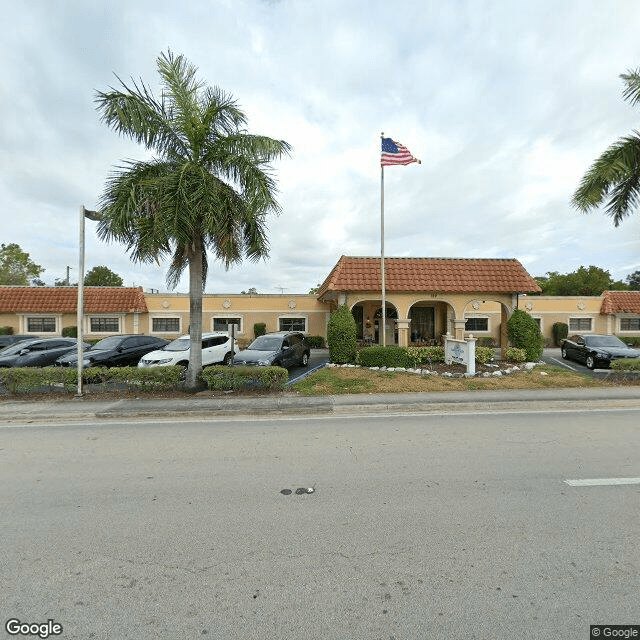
[138,332,238,368]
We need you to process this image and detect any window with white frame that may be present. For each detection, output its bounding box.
[152,317,180,333]
[464,317,488,332]
[90,317,120,333]
[569,317,593,331]
[278,317,307,332]
[620,318,640,331]
[26,317,57,333]
[213,316,243,333]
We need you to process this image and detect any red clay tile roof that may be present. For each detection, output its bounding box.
[0,287,148,313]
[600,291,640,314]
[317,256,541,296]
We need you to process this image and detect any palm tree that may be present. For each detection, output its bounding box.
[95,51,291,388]
[572,68,640,226]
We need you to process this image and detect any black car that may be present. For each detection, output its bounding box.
[233,331,310,368]
[56,335,169,368]
[561,334,640,369]
[0,338,85,367]
[0,335,36,350]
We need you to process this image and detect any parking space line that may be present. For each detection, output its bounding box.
[549,357,576,371]
[564,477,640,486]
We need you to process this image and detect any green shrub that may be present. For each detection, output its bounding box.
[619,336,640,347]
[406,346,445,365]
[200,365,288,390]
[0,326,14,335]
[106,366,183,390]
[479,337,496,347]
[474,346,495,364]
[62,325,78,338]
[357,346,413,368]
[505,347,527,363]
[610,358,640,371]
[552,322,568,347]
[327,304,357,364]
[507,309,544,361]
[306,335,325,348]
[0,367,77,393]
[254,323,266,338]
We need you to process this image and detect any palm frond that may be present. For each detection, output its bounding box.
[572,132,640,225]
[621,68,640,106]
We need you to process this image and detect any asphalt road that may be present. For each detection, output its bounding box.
[2,407,639,639]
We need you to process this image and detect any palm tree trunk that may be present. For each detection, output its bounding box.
[186,239,203,390]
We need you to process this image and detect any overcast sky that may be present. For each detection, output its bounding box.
[2,0,640,294]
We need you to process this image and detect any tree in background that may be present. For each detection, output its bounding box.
[535,266,628,296]
[84,265,124,287]
[241,287,258,294]
[626,270,640,290]
[0,243,44,285]
[573,69,640,226]
[308,283,322,294]
[95,51,290,389]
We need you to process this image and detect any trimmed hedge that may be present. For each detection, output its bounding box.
[62,326,78,338]
[306,335,325,348]
[610,358,640,371]
[356,345,495,368]
[619,336,640,348]
[508,309,544,361]
[0,326,14,335]
[327,304,357,364]
[254,323,266,338]
[0,365,183,393]
[200,365,288,390]
[552,322,568,347]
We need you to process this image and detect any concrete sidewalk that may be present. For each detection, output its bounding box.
[2,386,640,423]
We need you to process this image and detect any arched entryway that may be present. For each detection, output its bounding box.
[406,300,456,345]
[350,300,399,345]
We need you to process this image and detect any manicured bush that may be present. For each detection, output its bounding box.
[0,365,183,394]
[306,335,325,348]
[357,346,413,368]
[254,323,266,338]
[474,346,495,364]
[406,346,445,365]
[552,322,568,347]
[505,347,527,363]
[62,325,78,338]
[479,337,496,347]
[200,365,288,390]
[0,326,14,335]
[619,336,640,347]
[507,309,545,361]
[610,358,640,371]
[327,304,357,364]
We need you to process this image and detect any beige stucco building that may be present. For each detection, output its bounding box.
[1,258,639,347]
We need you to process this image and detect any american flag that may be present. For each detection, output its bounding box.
[381,138,421,166]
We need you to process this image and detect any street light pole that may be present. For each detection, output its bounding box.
[75,206,102,398]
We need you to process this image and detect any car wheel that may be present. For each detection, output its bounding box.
[586,355,596,370]
[301,352,309,367]
[223,352,233,366]
[561,346,568,359]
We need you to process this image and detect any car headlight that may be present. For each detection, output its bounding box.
[153,358,173,365]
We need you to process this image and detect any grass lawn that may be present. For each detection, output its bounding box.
[291,365,606,395]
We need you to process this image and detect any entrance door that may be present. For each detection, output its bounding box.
[409,306,435,342]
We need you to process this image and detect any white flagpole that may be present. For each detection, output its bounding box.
[380,131,386,348]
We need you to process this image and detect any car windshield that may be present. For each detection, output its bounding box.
[0,340,38,356]
[91,337,124,350]
[584,336,627,348]
[248,335,283,351]
[163,338,190,352]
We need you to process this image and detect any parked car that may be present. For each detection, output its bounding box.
[138,332,238,368]
[233,331,310,368]
[56,335,168,368]
[561,334,640,369]
[0,338,86,367]
[0,335,36,351]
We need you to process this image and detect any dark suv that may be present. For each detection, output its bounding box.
[56,335,168,368]
[233,331,310,368]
